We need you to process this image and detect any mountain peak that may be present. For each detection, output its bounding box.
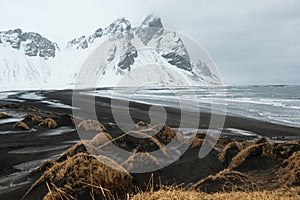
[0,28,58,59]
[141,14,163,28]
[104,17,131,34]
[67,17,132,49]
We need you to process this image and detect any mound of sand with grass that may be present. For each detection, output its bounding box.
[188,131,231,150]
[152,124,185,145]
[193,169,256,193]
[0,112,11,119]
[38,118,57,128]
[183,131,232,150]
[24,113,43,122]
[277,151,300,187]
[26,153,133,200]
[13,121,30,130]
[23,113,78,128]
[228,141,300,170]
[191,140,300,192]
[133,122,185,145]
[219,141,254,165]
[11,113,58,130]
[78,120,107,132]
[122,152,160,172]
[89,132,113,147]
[190,137,204,149]
[21,117,300,200]
[114,130,169,157]
[56,141,101,162]
[113,122,186,157]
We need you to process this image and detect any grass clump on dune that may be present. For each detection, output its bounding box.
[38,118,58,128]
[219,141,253,164]
[277,151,300,187]
[228,141,300,170]
[78,120,107,132]
[56,141,101,162]
[25,153,133,200]
[193,169,256,193]
[13,121,30,130]
[90,132,113,147]
[130,187,300,200]
[122,152,160,172]
[115,129,169,157]
[0,112,11,119]
[190,137,203,149]
[24,113,43,122]
[132,122,185,145]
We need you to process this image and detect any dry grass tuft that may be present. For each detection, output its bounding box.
[229,141,300,170]
[38,160,56,172]
[118,130,169,157]
[130,187,300,200]
[0,112,10,119]
[188,132,232,150]
[13,121,30,130]
[122,152,160,172]
[24,113,43,122]
[228,143,267,170]
[277,151,300,187]
[153,124,185,145]
[89,132,113,147]
[193,169,256,193]
[134,122,185,145]
[219,141,253,164]
[38,118,58,128]
[27,153,132,199]
[42,190,62,200]
[194,132,207,139]
[191,138,203,149]
[78,120,107,132]
[136,121,148,127]
[57,141,100,162]
[255,137,268,144]
[114,123,185,157]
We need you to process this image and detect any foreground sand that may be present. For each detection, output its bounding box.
[24,135,299,199]
[0,90,300,199]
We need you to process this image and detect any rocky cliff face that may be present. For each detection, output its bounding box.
[0,28,58,59]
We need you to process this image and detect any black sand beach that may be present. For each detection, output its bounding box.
[0,90,299,199]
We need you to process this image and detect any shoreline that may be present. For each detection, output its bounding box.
[46,89,300,137]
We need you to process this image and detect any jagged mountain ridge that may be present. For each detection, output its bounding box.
[0,28,59,59]
[0,14,220,90]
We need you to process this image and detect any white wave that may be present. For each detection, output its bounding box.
[19,92,45,100]
[8,144,71,154]
[41,100,77,109]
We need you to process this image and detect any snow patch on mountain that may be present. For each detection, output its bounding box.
[0,46,50,90]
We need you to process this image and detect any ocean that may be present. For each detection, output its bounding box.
[89,85,300,128]
[1,85,299,128]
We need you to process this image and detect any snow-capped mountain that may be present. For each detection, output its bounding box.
[0,14,221,90]
[0,29,58,89]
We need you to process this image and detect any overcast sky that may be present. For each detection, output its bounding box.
[1,0,299,85]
